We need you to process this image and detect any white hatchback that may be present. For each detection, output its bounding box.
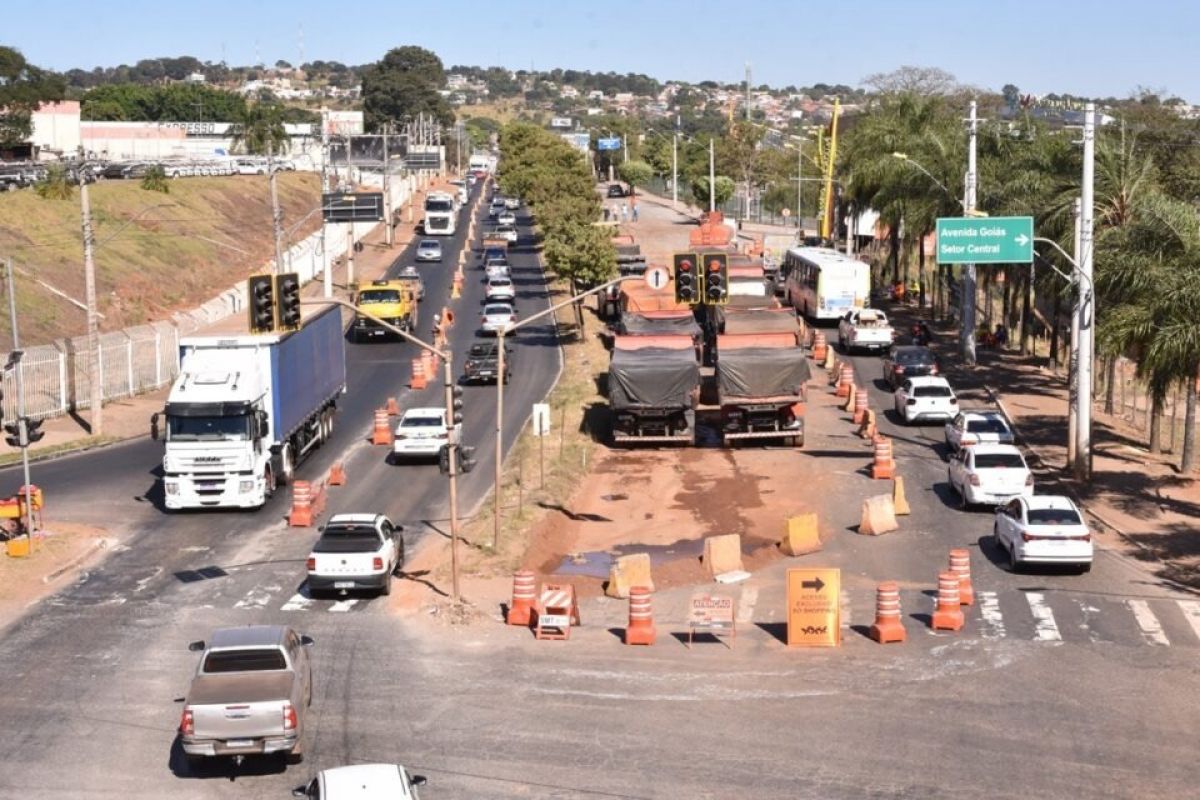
[392,407,453,460]
[480,303,517,335]
[894,376,957,424]
[485,276,516,303]
[947,443,1033,508]
[993,495,1093,572]
[944,410,1015,452]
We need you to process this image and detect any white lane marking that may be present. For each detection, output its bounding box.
[234,585,279,609]
[977,591,1005,639]
[328,598,359,613]
[736,586,758,624]
[134,567,163,593]
[840,589,851,629]
[1127,599,1169,646]
[280,593,315,612]
[1178,600,1200,643]
[1023,592,1062,642]
[1075,600,1104,643]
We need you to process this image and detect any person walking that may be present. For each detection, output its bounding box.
[621,203,628,222]
[632,203,639,223]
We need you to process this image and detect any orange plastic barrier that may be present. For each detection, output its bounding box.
[853,384,869,424]
[288,480,326,528]
[859,409,878,440]
[811,332,828,362]
[624,586,656,646]
[507,570,537,626]
[836,364,854,397]
[871,435,895,479]
[931,571,965,631]
[372,409,393,446]
[386,396,400,416]
[869,581,906,643]
[948,548,974,606]
[327,462,346,486]
[534,584,581,640]
[410,357,427,390]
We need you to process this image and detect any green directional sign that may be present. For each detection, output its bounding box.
[936,216,1034,264]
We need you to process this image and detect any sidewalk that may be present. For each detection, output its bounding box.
[0,176,454,468]
[887,303,1200,590]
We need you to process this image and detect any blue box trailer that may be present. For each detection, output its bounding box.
[270,305,347,442]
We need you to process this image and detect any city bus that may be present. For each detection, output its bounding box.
[781,247,870,322]
[423,191,458,236]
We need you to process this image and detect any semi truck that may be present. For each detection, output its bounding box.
[423,191,457,236]
[608,335,700,445]
[153,304,347,510]
[715,332,811,447]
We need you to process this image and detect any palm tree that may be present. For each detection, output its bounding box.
[230,101,289,157]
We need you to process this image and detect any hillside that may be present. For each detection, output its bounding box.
[0,173,323,345]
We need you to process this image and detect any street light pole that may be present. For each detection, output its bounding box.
[321,110,332,298]
[671,131,678,208]
[962,99,979,366]
[796,137,803,229]
[80,180,103,437]
[708,137,716,215]
[1068,197,1082,469]
[1076,103,1096,481]
[491,275,638,549]
[4,258,35,538]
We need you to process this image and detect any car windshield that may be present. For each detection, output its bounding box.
[202,648,286,673]
[425,200,453,212]
[358,290,400,304]
[489,279,512,287]
[913,385,952,398]
[968,418,1010,434]
[469,344,496,357]
[1027,508,1082,526]
[974,452,1025,469]
[485,305,513,315]
[168,414,250,441]
[895,349,934,365]
[401,416,443,428]
[419,240,439,249]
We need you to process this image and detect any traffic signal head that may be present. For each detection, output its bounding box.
[4,420,20,448]
[438,444,452,476]
[673,252,700,305]
[704,253,728,305]
[451,386,465,425]
[277,272,301,331]
[457,445,477,473]
[24,418,43,444]
[247,274,277,333]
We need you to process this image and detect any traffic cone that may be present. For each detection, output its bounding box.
[869,582,906,643]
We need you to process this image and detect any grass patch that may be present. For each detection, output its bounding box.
[0,435,123,467]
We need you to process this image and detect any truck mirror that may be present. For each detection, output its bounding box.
[257,410,269,438]
[188,640,205,652]
[412,776,427,786]
[299,634,315,647]
[150,413,160,441]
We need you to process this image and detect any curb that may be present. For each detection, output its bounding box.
[42,537,111,584]
[5,432,147,469]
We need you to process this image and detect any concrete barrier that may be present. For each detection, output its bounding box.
[703,533,744,578]
[858,494,898,536]
[605,552,654,599]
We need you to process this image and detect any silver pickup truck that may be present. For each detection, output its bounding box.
[179,625,313,766]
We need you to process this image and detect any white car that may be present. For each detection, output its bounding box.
[485,276,516,303]
[503,196,520,210]
[947,443,1034,508]
[235,158,267,175]
[944,410,1015,453]
[305,513,403,597]
[894,376,958,424]
[293,764,427,799]
[415,239,442,262]
[993,495,1093,573]
[485,262,511,281]
[497,210,517,227]
[488,199,505,219]
[480,303,517,335]
[495,223,518,243]
[392,407,454,460]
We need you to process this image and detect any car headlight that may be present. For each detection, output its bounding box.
[165,482,180,495]
[239,480,255,493]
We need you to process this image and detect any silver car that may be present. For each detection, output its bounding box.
[480,303,517,335]
[485,276,516,303]
[415,239,442,262]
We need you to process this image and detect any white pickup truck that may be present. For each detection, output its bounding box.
[305,513,404,596]
[837,308,895,353]
[179,625,313,767]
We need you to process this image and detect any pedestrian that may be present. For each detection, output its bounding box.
[621,203,628,222]
[632,204,639,223]
[603,206,611,222]
[994,323,1009,348]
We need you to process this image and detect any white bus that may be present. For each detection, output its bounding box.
[782,247,870,322]
[468,153,493,177]
[423,192,457,236]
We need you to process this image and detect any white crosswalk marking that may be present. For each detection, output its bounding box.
[280,593,315,612]
[328,598,359,613]
[1023,592,1062,642]
[1127,600,1170,646]
[976,591,1005,639]
[234,585,280,610]
[1178,600,1200,643]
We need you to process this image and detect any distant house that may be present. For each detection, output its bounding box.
[561,86,579,99]
[446,73,469,89]
[185,72,206,84]
[587,89,604,101]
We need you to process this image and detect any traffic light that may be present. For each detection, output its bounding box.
[704,253,729,305]
[276,272,302,331]
[673,252,700,305]
[451,386,464,426]
[4,419,20,448]
[457,445,477,474]
[25,418,43,444]
[247,274,277,333]
[438,444,452,476]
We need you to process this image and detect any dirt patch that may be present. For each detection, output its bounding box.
[0,521,113,633]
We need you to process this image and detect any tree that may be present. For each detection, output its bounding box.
[34,164,74,200]
[617,160,653,196]
[1001,84,1021,109]
[141,165,170,193]
[230,101,288,155]
[0,46,65,146]
[690,175,735,209]
[361,46,454,131]
[862,65,958,96]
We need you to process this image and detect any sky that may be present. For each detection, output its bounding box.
[7,0,1200,102]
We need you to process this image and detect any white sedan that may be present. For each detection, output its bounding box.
[947,443,1033,508]
[494,223,519,243]
[944,410,1015,452]
[485,276,516,303]
[993,495,1093,572]
[894,376,958,424]
[480,303,517,335]
[295,763,427,799]
[485,262,511,281]
[392,407,453,460]
[497,210,517,227]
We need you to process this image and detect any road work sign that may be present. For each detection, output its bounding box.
[935,216,1033,264]
[687,592,736,648]
[786,568,840,647]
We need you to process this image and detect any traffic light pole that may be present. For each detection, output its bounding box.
[298,298,462,602]
[4,258,35,539]
[491,275,638,550]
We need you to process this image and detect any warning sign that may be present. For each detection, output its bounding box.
[687,592,736,648]
[786,568,840,647]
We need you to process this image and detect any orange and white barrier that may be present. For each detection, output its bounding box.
[931,571,965,631]
[869,581,906,643]
[507,570,536,626]
[859,409,878,440]
[836,364,854,397]
[372,409,393,446]
[948,548,974,605]
[288,480,327,528]
[386,396,400,416]
[534,584,581,640]
[327,461,346,486]
[812,332,828,362]
[410,358,428,390]
[853,384,869,424]
[871,435,895,479]
[624,586,656,645]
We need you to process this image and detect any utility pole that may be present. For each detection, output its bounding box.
[80,181,103,437]
[1075,103,1096,481]
[1068,197,1082,469]
[744,62,752,121]
[796,138,803,229]
[383,123,393,247]
[671,130,678,208]
[4,258,35,537]
[708,137,716,215]
[267,146,284,275]
[321,109,332,298]
[961,100,979,366]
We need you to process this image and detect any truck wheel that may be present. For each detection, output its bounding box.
[273,445,295,486]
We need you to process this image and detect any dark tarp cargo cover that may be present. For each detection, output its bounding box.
[722,309,801,336]
[608,347,700,411]
[618,312,702,339]
[717,346,811,402]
